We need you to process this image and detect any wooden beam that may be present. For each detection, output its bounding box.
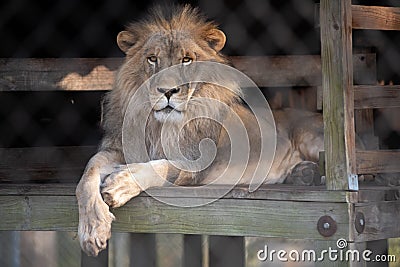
[0,55,375,91]
[1,184,399,242]
[129,234,157,267]
[0,146,96,183]
[183,235,203,267]
[0,193,351,241]
[352,200,400,242]
[318,84,400,110]
[0,183,350,203]
[357,150,400,174]
[0,58,121,91]
[316,4,400,31]
[230,55,321,87]
[81,248,108,267]
[320,0,358,190]
[354,85,400,109]
[352,5,400,31]
[209,236,244,267]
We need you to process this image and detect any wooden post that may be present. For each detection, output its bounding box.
[320,0,358,190]
[209,236,244,267]
[183,235,203,267]
[81,247,108,267]
[129,233,156,267]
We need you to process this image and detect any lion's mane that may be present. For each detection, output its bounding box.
[100,5,243,170]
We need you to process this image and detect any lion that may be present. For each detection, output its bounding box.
[76,5,324,256]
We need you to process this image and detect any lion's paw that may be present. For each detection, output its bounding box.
[78,197,115,257]
[101,168,142,208]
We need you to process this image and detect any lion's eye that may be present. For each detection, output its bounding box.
[182,56,193,65]
[147,55,158,65]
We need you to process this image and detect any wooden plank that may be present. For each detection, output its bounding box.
[316,4,400,31]
[94,198,351,240]
[0,194,351,241]
[183,235,203,267]
[81,248,108,267]
[129,234,156,267]
[0,146,96,183]
[318,84,400,110]
[352,200,400,242]
[0,185,399,241]
[0,183,351,203]
[0,195,78,231]
[354,85,400,109]
[357,150,400,174]
[0,58,121,91]
[352,5,400,31]
[320,0,358,190]
[357,186,400,203]
[231,55,321,87]
[0,55,375,91]
[209,236,244,267]
[355,109,379,150]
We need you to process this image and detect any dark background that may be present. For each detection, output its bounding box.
[0,0,399,148]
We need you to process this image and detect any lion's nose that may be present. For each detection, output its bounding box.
[157,87,180,99]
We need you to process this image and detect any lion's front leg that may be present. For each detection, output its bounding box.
[101,159,181,208]
[76,150,121,256]
[100,167,141,208]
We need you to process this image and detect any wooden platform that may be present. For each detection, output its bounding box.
[1,183,399,244]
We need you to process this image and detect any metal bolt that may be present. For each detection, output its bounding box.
[355,212,366,234]
[318,215,337,237]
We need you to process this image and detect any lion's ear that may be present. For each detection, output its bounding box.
[206,29,226,52]
[117,31,136,54]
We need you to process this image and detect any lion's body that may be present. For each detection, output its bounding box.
[76,5,324,257]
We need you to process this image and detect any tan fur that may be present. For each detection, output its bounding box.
[76,5,324,256]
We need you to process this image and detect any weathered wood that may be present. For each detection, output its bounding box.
[0,58,121,91]
[352,5,400,31]
[129,234,157,267]
[316,4,400,31]
[0,193,350,241]
[357,186,400,203]
[183,235,203,267]
[352,200,400,242]
[320,0,357,190]
[1,189,399,242]
[0,183,351,203]
[81,248,108,267]
[357,150,400,174]
[230,55,321,87]
[209,236,244,267]
[0,146,96,183]
[0,184,399,242]
[318,85,400,110]
[355,109,379,150]
[0,55,376,91]
[354,85,400,109]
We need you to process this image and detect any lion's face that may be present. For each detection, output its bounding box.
[142,33,200,122]
[116,15,228,123]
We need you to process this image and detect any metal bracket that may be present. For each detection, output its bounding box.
[348,174,359,191]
